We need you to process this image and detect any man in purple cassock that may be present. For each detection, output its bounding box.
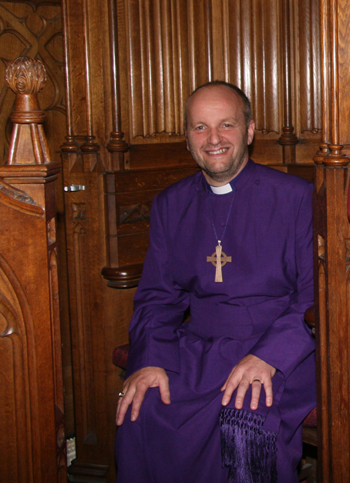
[115,81,316,483]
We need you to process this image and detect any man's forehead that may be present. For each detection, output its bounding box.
[187,86,244,116]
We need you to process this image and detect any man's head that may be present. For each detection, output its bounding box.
[184,81,255,186]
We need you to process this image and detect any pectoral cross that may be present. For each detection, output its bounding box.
[206,241,232,282]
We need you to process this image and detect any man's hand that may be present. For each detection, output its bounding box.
[221,354,276,410]
[116,366,170,426]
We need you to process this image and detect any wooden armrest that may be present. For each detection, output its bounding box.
[102,264,143,288]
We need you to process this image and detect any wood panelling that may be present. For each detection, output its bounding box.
[217,0,281,134]
[117,0,321,167]
[128,0,212,139]
[0,2,329,482]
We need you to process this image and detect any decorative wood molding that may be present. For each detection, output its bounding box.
[0,255,35,483]
[71,217,98,444]
[61,0,75,151]
[0,55,66,483]
[313,142,329,166]
[279,0,298,163]
[0,178,43,215]
[5,57,50,165]
[101,263,143,289]
[106,0,128,171]
[323,143,349,166]
[0,3,66,168]
[80,135,100,154]
[313,2,350,480]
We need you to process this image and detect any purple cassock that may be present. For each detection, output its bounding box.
[115,159,316,483]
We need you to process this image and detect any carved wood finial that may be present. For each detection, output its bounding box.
[5,57,51,165]
[5,56,47,95]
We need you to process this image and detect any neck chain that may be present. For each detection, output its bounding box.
[206,192,235,282]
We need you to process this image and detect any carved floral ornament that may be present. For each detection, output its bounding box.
[5,56,47,95]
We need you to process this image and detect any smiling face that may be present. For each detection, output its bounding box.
[185,85,255,186]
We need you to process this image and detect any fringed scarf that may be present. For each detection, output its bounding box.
[220,407,278,483]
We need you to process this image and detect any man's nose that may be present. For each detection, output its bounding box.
[207,128,222,145]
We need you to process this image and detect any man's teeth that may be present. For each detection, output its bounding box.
[207,148,228,154]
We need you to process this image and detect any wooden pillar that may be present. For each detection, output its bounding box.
[314,0,350,480]
[278,0,299,164]
[60,0,134,481]
[0,57,66,483]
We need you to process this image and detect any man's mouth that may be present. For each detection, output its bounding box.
[206,148,229,155]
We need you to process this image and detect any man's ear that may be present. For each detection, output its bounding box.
[247,120,255,146]
[185,131,190,151]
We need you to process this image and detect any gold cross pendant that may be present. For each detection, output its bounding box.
[206,243,232,282]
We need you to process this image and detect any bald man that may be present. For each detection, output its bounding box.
[115,81,316,483]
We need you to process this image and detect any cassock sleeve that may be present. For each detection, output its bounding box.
[249,182,315,379]
[125,194,190,378]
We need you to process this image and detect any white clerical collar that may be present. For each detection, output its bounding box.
[210,183,233,195]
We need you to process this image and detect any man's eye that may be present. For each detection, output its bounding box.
[223,123,232,128]
[196,125,205,130]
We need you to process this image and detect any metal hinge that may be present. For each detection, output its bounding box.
[64,184,86,192]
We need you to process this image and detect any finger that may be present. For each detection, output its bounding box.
[116,385,127,424]
[130,380,150,422]
[264,378,273,407]
[250,380,262,410]
[116,387,134,426]
[116,394,123,423]
[234,378,250,410]
[158,374,171,405]
[116,401,124,425]
[221,373,240,406]
[221,367,236,392]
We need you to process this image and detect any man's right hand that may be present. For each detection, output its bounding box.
[116,366,170,426]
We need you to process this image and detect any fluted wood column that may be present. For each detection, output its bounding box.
[314,1,350,481]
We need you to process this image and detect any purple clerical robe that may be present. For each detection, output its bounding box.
[115,159,316,483]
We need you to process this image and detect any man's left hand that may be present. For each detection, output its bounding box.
[221,354,276,410]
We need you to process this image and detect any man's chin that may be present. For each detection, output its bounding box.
[205,164,239,179]
[202,170,236,185]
